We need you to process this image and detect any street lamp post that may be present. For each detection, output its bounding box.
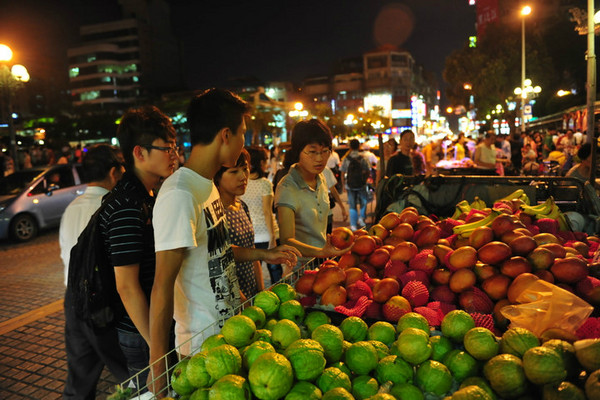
[520,5,532,134]
[0,44,29,172]
[587,0,597,185]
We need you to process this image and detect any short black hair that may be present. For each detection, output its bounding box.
[288,119,332,164]
[82,144,123,182]
[246,145,269,177]
[400,129,414,140]
[117,105,176,170]
[349,139,360,150]
[214,148,250,187]
[187,88,249,146]
[578,142,592,160]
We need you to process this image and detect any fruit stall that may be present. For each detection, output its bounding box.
[115,189,600,400]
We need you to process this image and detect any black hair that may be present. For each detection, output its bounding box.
[400,129,414,140]
[214,148,250,187]
[349,139,360,150]
[82,144,123,182]
[246,145,269,177]
[288,119,332,164]
[117,105,176,170]
[187,88,250,146]
[578,142,592,160]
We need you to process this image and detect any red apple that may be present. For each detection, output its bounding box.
[477,241,512,265]
[398,210,419,226]
[367,248,390,269]
[372,278,401,303]
[509,235,537,256]
[358,263,378,279]
[390,241,418,263]
[473,262,498,282]
[414,225,442,248]
[312,266,346,295]
[500,256,533,278]
[330,226,355,250]
[320,259,339,269]
[338,253,360,269]
[527,247,555,270]
[481,274,512,300]
[449,268,476,293]
[379,212,402,230]
[320,285,347,306]
[390,222,414,241]
[353,228,368,237]
[432,268,452,285]
[352,235,377,256]
[448,246,478,269]
[469,226,494,249]
[344,267,365,286]
[369,224,390,241]
[383,235,404,247]
[295,272,317,295]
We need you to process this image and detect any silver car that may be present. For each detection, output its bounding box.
[0,164,87,242]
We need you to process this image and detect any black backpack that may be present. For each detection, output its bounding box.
[66,193,122,333]
[346,155,369,189]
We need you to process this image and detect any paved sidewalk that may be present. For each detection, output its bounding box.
[0,231,117,399]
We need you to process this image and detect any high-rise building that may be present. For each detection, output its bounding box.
[67,0,181,112]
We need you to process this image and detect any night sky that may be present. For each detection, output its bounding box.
[0,0,475,95]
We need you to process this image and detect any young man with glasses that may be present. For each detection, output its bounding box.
[67,105,178,397]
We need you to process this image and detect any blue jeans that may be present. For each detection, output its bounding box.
[347,187,368,228]
[117,329,149,392]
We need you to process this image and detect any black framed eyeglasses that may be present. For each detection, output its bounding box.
[143,145,178,155]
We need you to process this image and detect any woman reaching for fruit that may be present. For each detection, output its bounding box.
[275,119,353,266]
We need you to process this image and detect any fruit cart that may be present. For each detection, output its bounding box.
[375,175,600,233]
[115,258,322,399]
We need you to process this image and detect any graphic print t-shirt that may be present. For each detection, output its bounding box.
[153,167,241,355]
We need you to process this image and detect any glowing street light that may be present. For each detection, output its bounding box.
[520,5,532,133]
[0,44,29,171]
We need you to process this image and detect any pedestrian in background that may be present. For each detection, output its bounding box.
[60,144,124,286]
[386,129,416,176]
[241,145,281,285]
[61,144,128,399]
[341,138,371,230]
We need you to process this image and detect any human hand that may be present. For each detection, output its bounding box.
[263,245,301,268]
[341,207,349,222]
[322,234,353,257]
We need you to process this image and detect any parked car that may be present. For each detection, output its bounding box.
[0,164,87,242]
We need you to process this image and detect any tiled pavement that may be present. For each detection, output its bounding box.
[0,231,118,399]
[0,190,371,399]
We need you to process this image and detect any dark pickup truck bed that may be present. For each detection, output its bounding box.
[374,175,600,234]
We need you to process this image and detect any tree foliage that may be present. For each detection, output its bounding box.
[443,1,587,123]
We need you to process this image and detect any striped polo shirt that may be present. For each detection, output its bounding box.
[98,172,155,333]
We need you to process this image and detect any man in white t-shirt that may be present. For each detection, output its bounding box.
[59,145,124,286]
[149,89,300,393]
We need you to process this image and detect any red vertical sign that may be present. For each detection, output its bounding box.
[476,0,499,38]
